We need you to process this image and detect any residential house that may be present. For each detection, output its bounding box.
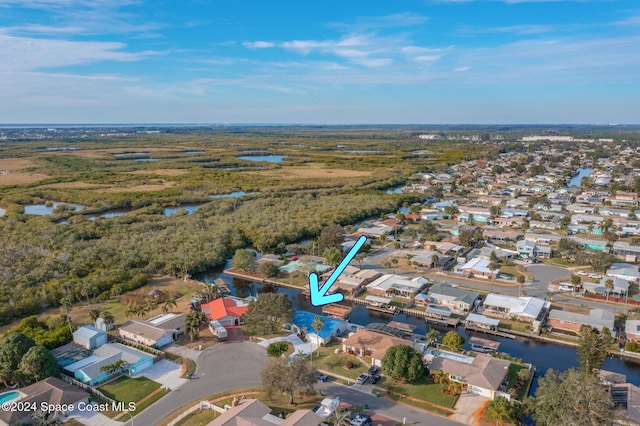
[524,232,563,246]
[516,240,551,259]
[458,206,491,223]
[607,263,640,282]
[292,311,347,345]
[421,209,447,221]
[428,353,511,399]
[456,258,499,279]
[0,377,89,426]
[329,266,381,295]
[582,276,630,297]
[500,208,529,218]
[342,329,413,367]
[427,283,480,313]
[366,274,427,298]
[612,242,640,262]
[407,250,453,267]
[482,294,548,324]
[73,325,107,350]
[209,398,322,426]
[626,320,640,343]
[506,199,527,209]
[548,308,615,333]
[147,313,186,338]
[607,192,638,207]
[64,343,154,386]
[482,228,523,242]
[119,320,175,348]
[201,297,249,326]
[569,236,607,251]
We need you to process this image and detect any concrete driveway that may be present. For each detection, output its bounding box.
[124,342,267,426]
[138,359,187,390]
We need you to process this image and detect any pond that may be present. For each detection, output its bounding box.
[237,155,286,163]
[210,191,258,199]
[567,168,594,187]
[24,202,86,216]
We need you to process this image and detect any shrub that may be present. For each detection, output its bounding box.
[342,360,354,369]
[267,341,290,357]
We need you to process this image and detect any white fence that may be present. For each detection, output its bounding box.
[166,401,223,426]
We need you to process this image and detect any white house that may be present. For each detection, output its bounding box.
[73,325,107,350]
[606,263,640,282]
[483,294,548,324]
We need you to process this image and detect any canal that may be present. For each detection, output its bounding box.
[567,168,594,187]
[201,270,640,396]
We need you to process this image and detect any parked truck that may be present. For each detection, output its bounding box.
[208,320,228,341]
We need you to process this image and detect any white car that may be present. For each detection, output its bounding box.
[589,273,602,279]
[577,271,588,276]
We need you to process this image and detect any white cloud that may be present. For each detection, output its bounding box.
[242,41,275,49]
[0,34,157,71]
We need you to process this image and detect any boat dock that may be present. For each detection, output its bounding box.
[322,304,352,320]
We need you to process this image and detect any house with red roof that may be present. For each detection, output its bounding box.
[201,297,249,326]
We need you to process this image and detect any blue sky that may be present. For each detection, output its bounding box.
[1,0,639,124]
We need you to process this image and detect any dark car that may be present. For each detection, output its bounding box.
[367,366,378,375]
[369,374,381,384]
[318,374,328,382]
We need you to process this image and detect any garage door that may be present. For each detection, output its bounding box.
[470,385,492,398]
[133,359,153,375]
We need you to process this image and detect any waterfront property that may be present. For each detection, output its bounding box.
[427,282,480,313]
[429,353,511,400]
[292,311,347,345]
[625,320,640,343]
[366,274,427,298]
[329,265,381,295]
[548,308,615,333]
[0,377,89,425]
[464,313,500,331]
[482,294,548,325]
[342,329,412,367]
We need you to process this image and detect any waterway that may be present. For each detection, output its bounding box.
[567,168,594,187]
[200,269,640,395]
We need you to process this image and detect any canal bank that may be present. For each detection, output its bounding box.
[203,269,640,395]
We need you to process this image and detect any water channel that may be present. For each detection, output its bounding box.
[567,168,594,187]
[200,269,640,396]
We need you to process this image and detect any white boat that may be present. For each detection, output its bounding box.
[313,397,339,418]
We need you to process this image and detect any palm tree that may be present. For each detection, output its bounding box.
[162,297,178,314]
[59,296,74,335]
[425,329,441,346]
[484,396,514,426]
[311,315,325,356]
[431,254,439,268]
[100,359,126,376]
[432,370,449,387]
[125,306,136,319]
[88,308,101,323]
[517,274,526,297]
[101,311,115,329]
[447,381,463,396]
[605,278,614,303]
[355,252,366,268]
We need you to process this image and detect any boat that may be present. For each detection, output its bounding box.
[468,336,500,353]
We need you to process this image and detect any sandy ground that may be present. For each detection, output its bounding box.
[0,172,50,185]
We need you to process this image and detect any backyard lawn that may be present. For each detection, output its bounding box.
[98,376,166,416]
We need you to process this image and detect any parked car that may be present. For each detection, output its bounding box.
[367,366,378,375]
[318,374,328,382]
[369,374,381,384]
[577,271,589,276]
[350,413,372,426]
[356,373,369,385]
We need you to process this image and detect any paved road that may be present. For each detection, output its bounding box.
[125,342,267,426]
[523,264,570,297]
[317,381,465,426]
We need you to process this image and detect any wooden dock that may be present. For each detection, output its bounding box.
[464,324,516,339]
[322,304,352,320]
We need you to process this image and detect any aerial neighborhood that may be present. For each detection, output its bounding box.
[3,130,640,426]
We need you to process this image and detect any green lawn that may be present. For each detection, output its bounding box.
[311,352,368,380]
[383,376,458,408]
[505,363,531,400]
[99,376,162,404]
[498,318,532,333]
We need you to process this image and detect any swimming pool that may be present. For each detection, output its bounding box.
[0,391,21,404]
[430,350,475,364]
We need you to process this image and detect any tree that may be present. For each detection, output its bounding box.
[605,278,614,303]
[517,274,526,296]
[577,325,612,374]
[381,345,424,382]
[232,249,256,272]
[31,410,63,426]
[243,293,294,335]
[0,332,36,386]
[425,329,441,346]
[311,315,325,356]
[570,274,582,286]
[484,396,516,426]
[88,309,101,323]
[100,359,126,375]
[432,369,449,386]
[162,297,178,314]
[446,380,463,396]
[186,311,205,342]
[317,224,345,251]
[266,341,289,357]
[531,368,619,426]
[261,355,317,405]
[490,250,499,264]
[322,248,343,268]
[18,345,58,382]
[256,262,280,279]
[431,254,439,268]
[442,331,465,352]
[101,311,115,329]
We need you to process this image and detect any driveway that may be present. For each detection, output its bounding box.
[257,333,316,357]
[163,343,201,362]
[317,382,464,426]
[124,342,267,426]
[137,359,187,390]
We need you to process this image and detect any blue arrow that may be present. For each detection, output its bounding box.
[309,235,367,307]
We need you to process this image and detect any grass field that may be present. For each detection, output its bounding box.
[99,376,162,403]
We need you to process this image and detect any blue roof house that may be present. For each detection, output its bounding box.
[293,311,347,345]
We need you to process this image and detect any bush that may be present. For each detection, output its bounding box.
[266,341,290,357]
[342,360,354,369]
[625,341,640,353]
